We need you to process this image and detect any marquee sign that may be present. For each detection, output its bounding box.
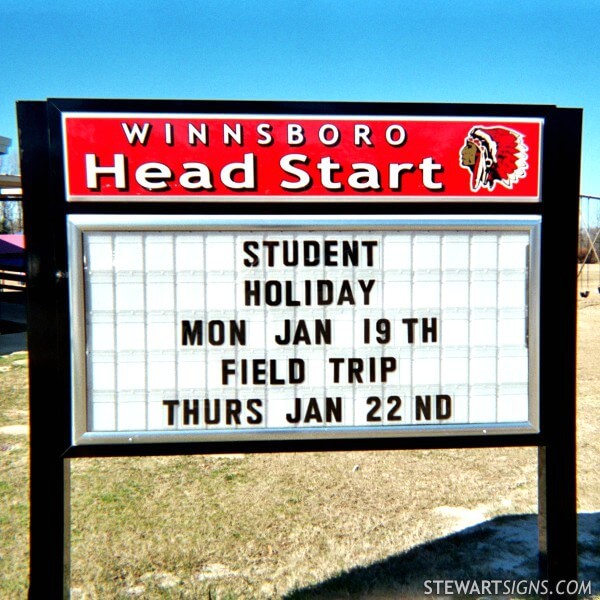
[57,104,546,446]
[62,114,542,201]
[51,104,547,446]
[19,99,583,594]
[19,99,571,452]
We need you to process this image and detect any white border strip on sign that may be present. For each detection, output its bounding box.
[67,214,541,446]
[61,112,544,203]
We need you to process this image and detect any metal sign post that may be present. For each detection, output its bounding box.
[19,101,72,599]
[536,109,581,590]
[18,99,581,599]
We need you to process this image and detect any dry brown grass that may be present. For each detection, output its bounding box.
[0,352,29,598]
[69,446,542,599]
[0,302,598,599]
[576,294,600,513]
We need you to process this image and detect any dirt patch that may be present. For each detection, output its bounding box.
[0,424,27,435]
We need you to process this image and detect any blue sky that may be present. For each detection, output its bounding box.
[1,0,599,195]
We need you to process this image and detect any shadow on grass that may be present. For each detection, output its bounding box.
[284,512,599,599]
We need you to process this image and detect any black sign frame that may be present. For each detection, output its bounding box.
[18,99,581,598]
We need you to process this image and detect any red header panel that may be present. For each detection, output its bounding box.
[62,113,542,202]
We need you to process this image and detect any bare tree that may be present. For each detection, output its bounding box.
[0,150,20,175]
[0,201,22,233]
[0,150,23,233]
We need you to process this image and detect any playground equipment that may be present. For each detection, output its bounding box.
[578,195,600,297]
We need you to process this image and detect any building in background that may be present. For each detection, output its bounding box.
[0,136,23,234]
[0,136,21,194]
[1,135,21,193]
[0,135,26,346]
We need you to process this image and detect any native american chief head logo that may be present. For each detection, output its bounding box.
[460,126,529,192]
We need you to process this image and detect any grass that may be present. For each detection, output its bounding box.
[69,449,538,598]
[0,303,599,598]
[0,351,29,598]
